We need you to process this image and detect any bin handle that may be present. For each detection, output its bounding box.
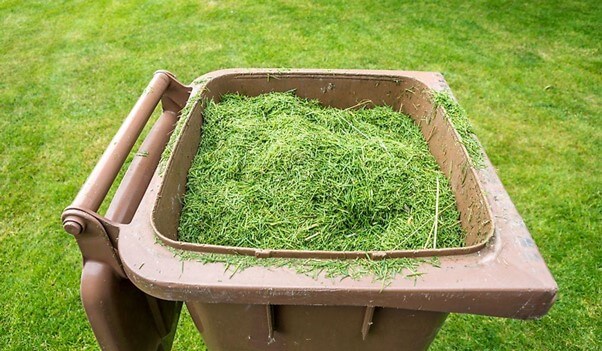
[63,71,191,235]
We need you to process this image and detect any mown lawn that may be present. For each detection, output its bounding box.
[1,1,599,350]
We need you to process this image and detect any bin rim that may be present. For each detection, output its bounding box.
[117,69,557,319]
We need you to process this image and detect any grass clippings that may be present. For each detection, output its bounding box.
[433,92,485,168]
[160,88,204,174]
[172,248,436,286]
[178,92,466,251]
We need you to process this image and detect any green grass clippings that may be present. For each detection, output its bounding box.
[160,89,203,174]
[433,92,485,168]
[172,248,434,286]
[178,92,465,251]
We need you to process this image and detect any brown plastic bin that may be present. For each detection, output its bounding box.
[62,69,557,351]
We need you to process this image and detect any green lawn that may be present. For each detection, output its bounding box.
[1,0,599,350]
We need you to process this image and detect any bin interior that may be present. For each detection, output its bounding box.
[153,70,493,259]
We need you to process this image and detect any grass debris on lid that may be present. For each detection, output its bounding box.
[178,92,469,252]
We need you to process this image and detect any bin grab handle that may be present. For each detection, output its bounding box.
[63,71,191,235]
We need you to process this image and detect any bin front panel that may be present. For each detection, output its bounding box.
[187,301,447,351]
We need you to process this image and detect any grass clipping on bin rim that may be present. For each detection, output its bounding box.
[178,92,467,254]
[433,91,484,167]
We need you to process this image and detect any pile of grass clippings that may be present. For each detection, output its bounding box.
[178,92,467,252]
